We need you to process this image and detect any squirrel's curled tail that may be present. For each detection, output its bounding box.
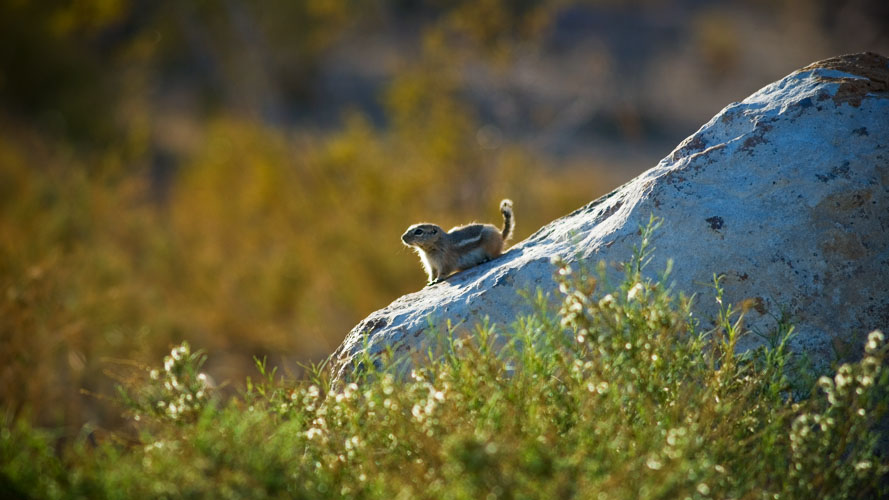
[500,199,514,242]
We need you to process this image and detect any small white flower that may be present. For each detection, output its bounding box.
[645,456,663,470]
[627,282,644,302]
[835,365,853,390]
[866,330,884,353]
[855,461,873,471]
[345,436,361,450]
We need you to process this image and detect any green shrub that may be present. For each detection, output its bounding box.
[2,221,886,499]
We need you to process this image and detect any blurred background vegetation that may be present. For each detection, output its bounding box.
[1,0,887,436]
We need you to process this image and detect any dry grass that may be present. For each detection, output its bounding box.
[0,106,616,433]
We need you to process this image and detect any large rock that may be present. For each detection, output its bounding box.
[331,52,889,381]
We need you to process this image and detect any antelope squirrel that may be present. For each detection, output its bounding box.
[401,199,514,285]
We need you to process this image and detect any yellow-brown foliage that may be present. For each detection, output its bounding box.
[0,94,616,433]
[0,0,633,434]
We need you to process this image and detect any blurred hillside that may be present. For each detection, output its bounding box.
[1,0,887,434]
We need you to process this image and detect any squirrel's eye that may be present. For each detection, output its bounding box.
[430,228,437,234]
[413,228,423,236]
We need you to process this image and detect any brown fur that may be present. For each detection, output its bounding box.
[401,199,514,285]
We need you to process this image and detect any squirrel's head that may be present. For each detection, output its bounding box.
[401,224,444,249]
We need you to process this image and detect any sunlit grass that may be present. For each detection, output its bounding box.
[0,107,615,433]
[2,222,886,499]
[0,0,620,435]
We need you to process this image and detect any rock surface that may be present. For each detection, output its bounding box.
[331,52,889,381]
